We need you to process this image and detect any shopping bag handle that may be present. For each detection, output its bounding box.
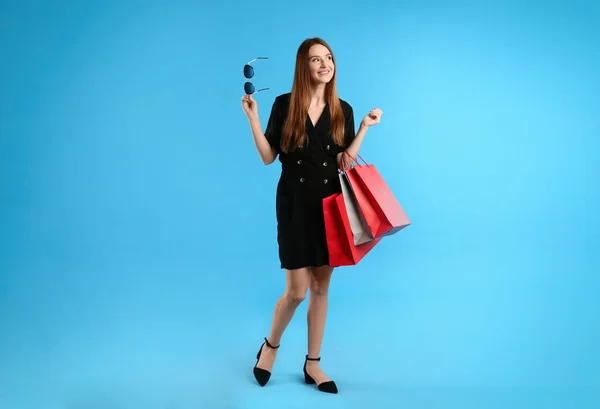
[340,151,368,171]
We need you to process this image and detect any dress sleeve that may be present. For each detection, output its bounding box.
[343,103,356,148]
[264,97,283,154]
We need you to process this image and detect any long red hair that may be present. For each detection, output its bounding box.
[281,38,345,153]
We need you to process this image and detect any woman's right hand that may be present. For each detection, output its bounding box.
[241,94,259,119]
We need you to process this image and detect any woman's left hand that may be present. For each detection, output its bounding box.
[361,108,383,128]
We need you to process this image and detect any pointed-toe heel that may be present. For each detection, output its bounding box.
[253,337,280,387]
[303,355,338,394]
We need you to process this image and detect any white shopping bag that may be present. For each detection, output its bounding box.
[339,172,375,245]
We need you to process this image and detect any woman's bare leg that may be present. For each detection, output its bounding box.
[256,268,311,373]
[305,265,334,384]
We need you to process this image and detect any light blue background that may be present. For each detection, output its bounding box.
[1,0,598,408]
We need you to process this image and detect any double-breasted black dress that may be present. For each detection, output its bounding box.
[264,93,356,270]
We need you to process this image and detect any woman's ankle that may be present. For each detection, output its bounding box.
[265,337,281,349]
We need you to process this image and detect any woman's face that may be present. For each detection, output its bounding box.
[307,44,335,85]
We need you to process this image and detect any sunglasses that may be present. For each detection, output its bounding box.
[244,57,270,95]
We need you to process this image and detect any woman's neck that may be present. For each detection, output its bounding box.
[309,83,327,107]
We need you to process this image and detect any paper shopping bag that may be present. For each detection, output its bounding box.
[344,158,411,239]
[339,173,375,245]
[323,191,381,267]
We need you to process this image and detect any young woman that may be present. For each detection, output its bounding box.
[241,37,383,394]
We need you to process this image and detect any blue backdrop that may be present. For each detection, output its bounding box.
[1,0,598,408]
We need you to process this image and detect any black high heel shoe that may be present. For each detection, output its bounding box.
[253,337,279,386]
[303,355,338,394]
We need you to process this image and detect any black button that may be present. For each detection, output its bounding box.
[323,161,328,166]
[297,160,302,164]
[324,179,328,184]
[300,178,305,183]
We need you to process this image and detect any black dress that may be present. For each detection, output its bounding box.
[264,93,356,270]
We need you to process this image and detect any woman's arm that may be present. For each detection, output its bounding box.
[242,95,277,165]
[247,114,277,165]
[337,107,383,169]
[337,122,368,169]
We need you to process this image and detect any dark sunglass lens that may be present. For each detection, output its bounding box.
[244,82,255,94]
[243,64,254,78]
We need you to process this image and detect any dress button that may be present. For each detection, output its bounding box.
[323,161,328,166]
[324,179,328,184]
[326,145,330,150]
[297,160,302,164]
[300,178,305,183]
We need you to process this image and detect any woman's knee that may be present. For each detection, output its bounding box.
[310,267,333,296]
[309,278,330,296]
[285,287,307,304]
[284,268,310,304]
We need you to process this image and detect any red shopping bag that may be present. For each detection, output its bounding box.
[323,190,381,267]
[343,153,411,239]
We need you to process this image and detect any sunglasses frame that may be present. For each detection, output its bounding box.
[244,57,270,95]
